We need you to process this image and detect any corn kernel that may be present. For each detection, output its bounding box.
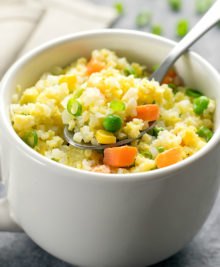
[95,130,116,144]
[59,75,77,91]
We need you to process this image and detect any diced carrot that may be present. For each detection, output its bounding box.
[135,104,159,121]
[155,148,182,168]
[86,57,105,75]
[180,140,185,146]
[161,68,177,85]
[162,75,173,85]
[167,68,176,78]
[91,165,111,173]
[103,146,137,168]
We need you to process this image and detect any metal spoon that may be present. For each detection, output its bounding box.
[64,0,220,150]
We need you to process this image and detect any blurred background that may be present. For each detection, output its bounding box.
[0,0,220,266]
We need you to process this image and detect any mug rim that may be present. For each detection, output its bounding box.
[1,29,220,182]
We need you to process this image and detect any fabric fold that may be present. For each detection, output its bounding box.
[0,0,118,78]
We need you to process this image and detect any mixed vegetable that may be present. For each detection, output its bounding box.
[15,49,214,174]
[59,57,212,170]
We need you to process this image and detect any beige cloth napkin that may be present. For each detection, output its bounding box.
[0,0,118,78]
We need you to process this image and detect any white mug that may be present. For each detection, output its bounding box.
[0,30,220,267]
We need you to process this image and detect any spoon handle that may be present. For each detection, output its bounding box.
[151,0,220,83]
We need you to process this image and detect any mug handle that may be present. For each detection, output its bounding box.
[0,150,23,232]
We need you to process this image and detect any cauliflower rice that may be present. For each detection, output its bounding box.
[10,49,215,174]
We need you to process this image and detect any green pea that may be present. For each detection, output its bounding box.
[196,0,213,14]
[197,126,213,142]
[140,151,153,159]
[193,96,209,115]
[185,88,203,98]
[151,24,163,36]
[168,0,182,11]
[114,1,124,15]
[153,127,164,137]
[176,19,189,37]
[136,11,152,27]
[103,114,123,132]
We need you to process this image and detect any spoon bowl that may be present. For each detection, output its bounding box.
[64,121,156,150]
